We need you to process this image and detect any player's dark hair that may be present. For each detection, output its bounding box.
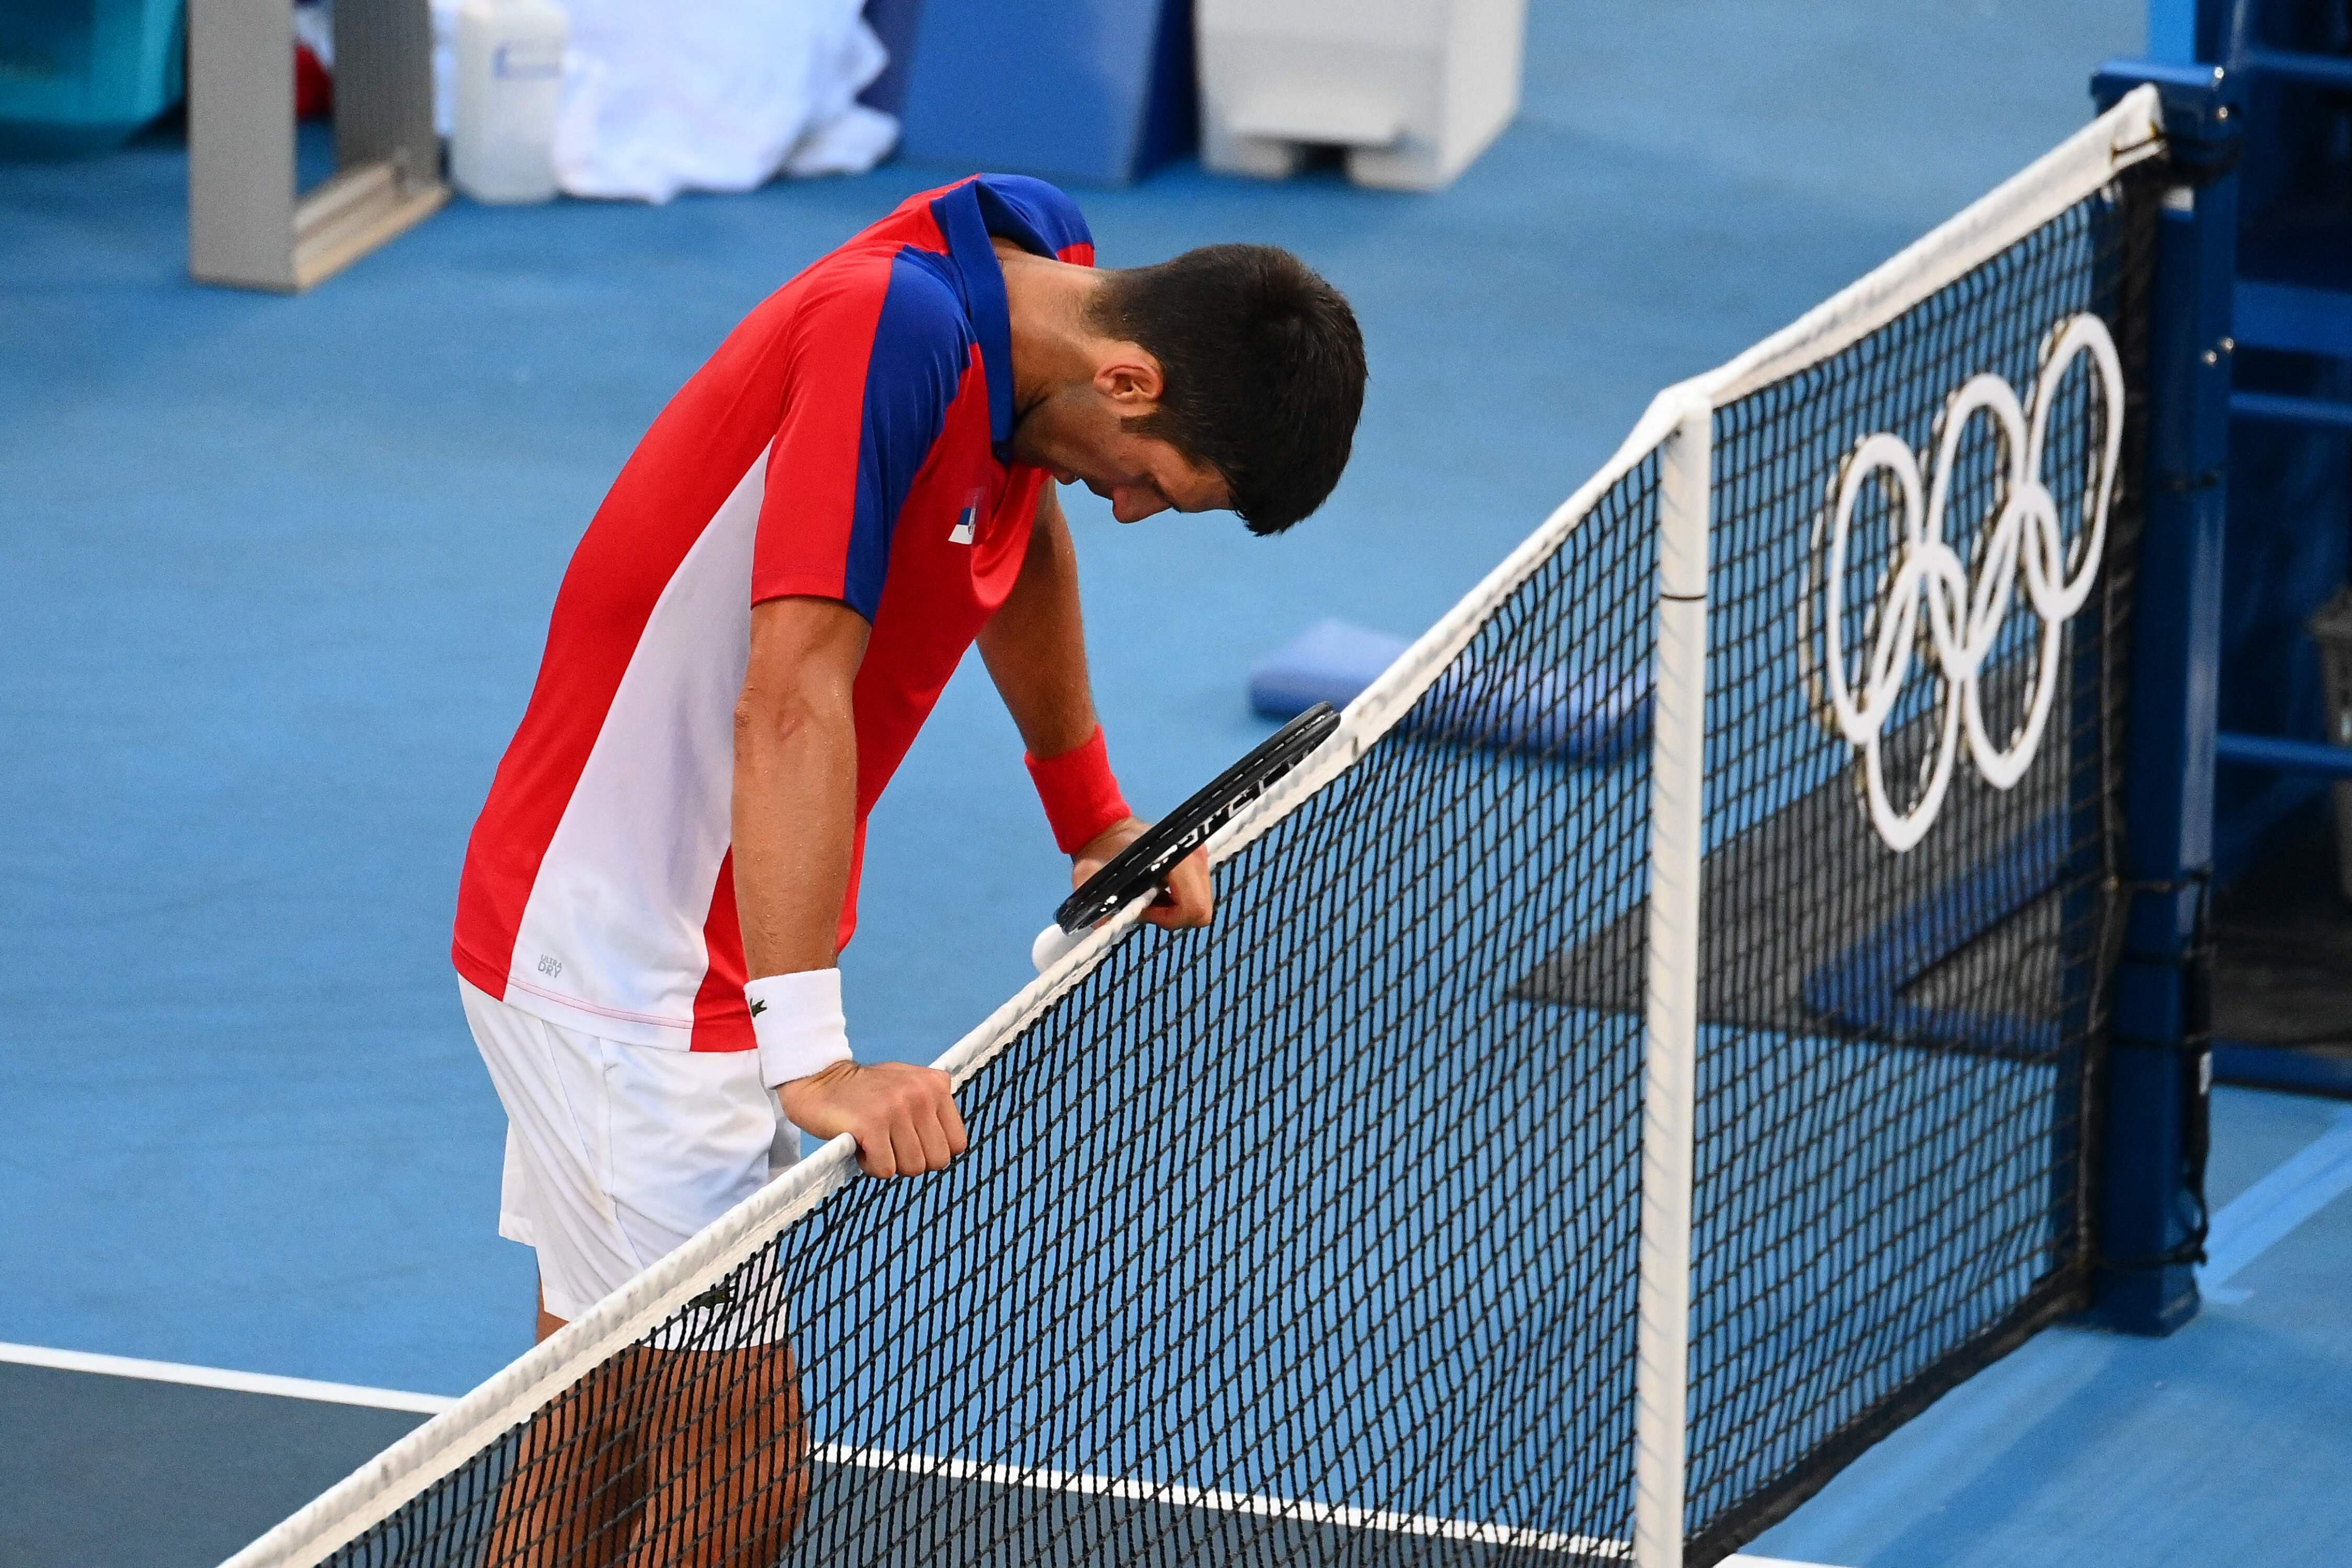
[1089,245,1366,535]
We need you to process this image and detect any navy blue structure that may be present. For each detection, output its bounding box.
[858,0,926,120]
[2088,61,2242,1336]
[2131,3,2352,1103]
[2145,0,2352,869]
[895,0,1199,185]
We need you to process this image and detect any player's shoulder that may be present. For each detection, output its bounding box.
[788,244,976,369]
[866,253,979,395]
[968,175,1094,260]
[866,174,1095,264]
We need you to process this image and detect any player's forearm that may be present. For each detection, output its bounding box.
[979,488,1099,757]
[731,688,857,977]
[734,663,963,1171]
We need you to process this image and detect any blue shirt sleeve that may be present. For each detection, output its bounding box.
[974,175,1094,259]
[755,252,972,620]
[841,256,973,617]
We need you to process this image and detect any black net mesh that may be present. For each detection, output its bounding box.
[263,162,2160,1568]
[323,465,1665,1568]
[1681,164,2158,1552]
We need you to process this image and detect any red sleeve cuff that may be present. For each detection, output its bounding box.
[1025,726,1132,855]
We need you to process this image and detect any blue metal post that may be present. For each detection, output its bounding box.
[2089,60,2244,1336]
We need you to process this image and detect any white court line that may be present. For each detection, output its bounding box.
[0,1338,1755,1563]
[0,1340,457,1416]
[2199,1105,2352,1304]
[818,1440,1629,1557]
[0,1341,1658,1561]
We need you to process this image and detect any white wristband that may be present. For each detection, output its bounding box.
[746,969,854,1090]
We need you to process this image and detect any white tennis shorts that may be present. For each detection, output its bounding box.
[460,978,799,1323]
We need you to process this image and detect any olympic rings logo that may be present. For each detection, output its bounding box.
[1802,313,2125,852]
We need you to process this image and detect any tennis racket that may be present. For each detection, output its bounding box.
[1030,702,1342,972]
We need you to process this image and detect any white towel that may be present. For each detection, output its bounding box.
[425,0,899,201]
[552,0,897,201]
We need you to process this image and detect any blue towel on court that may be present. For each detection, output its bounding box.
[1248,618,1650,763]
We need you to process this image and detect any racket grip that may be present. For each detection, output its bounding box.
[1031,923,1083,973]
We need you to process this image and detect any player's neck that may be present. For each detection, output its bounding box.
[995,241,1108,420]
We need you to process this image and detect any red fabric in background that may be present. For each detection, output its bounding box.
[294,44,332,120]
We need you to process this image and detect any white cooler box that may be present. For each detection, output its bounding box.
[1196,0,1526,191]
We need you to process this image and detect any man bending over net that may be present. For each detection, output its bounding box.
[449,174,1367,1564]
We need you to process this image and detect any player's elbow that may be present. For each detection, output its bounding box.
[733,674,853,753]
[738,596,869,754]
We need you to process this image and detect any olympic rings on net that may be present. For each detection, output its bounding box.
[1805,312,2125,852]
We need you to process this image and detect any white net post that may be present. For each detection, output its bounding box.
[1633,395,1709,1568]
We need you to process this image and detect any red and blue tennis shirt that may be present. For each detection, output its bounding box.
[454,175,1093,1053]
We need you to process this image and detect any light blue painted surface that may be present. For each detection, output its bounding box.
[1750,1087,2352,1567]
[2200,1106,2352,1302]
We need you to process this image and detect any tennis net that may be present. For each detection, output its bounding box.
[226,87,2171,1568]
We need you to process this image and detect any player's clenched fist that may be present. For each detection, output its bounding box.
[779,1060,969,1179]
[1074,816,1214,932]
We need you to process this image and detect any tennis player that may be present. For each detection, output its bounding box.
[449,173,1365,1561]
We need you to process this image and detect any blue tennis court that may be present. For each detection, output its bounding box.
[3,2,2347,1565]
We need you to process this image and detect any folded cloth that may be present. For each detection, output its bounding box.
[422,0,893,202]
[1249,618,1652,763]
[555,0,896,201]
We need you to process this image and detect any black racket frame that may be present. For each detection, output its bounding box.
[1052,702,1342,933]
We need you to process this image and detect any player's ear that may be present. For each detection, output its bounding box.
[1093,347,1165,411]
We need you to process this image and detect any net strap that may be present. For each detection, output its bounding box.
[220,81,2172,1568]
[1632,398,1710,1568]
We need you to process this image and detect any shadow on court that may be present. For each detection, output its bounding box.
[0,1360,1616,1567]
[0,1362,427,1568]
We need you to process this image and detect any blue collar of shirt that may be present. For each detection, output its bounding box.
[930,178,1061,462]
